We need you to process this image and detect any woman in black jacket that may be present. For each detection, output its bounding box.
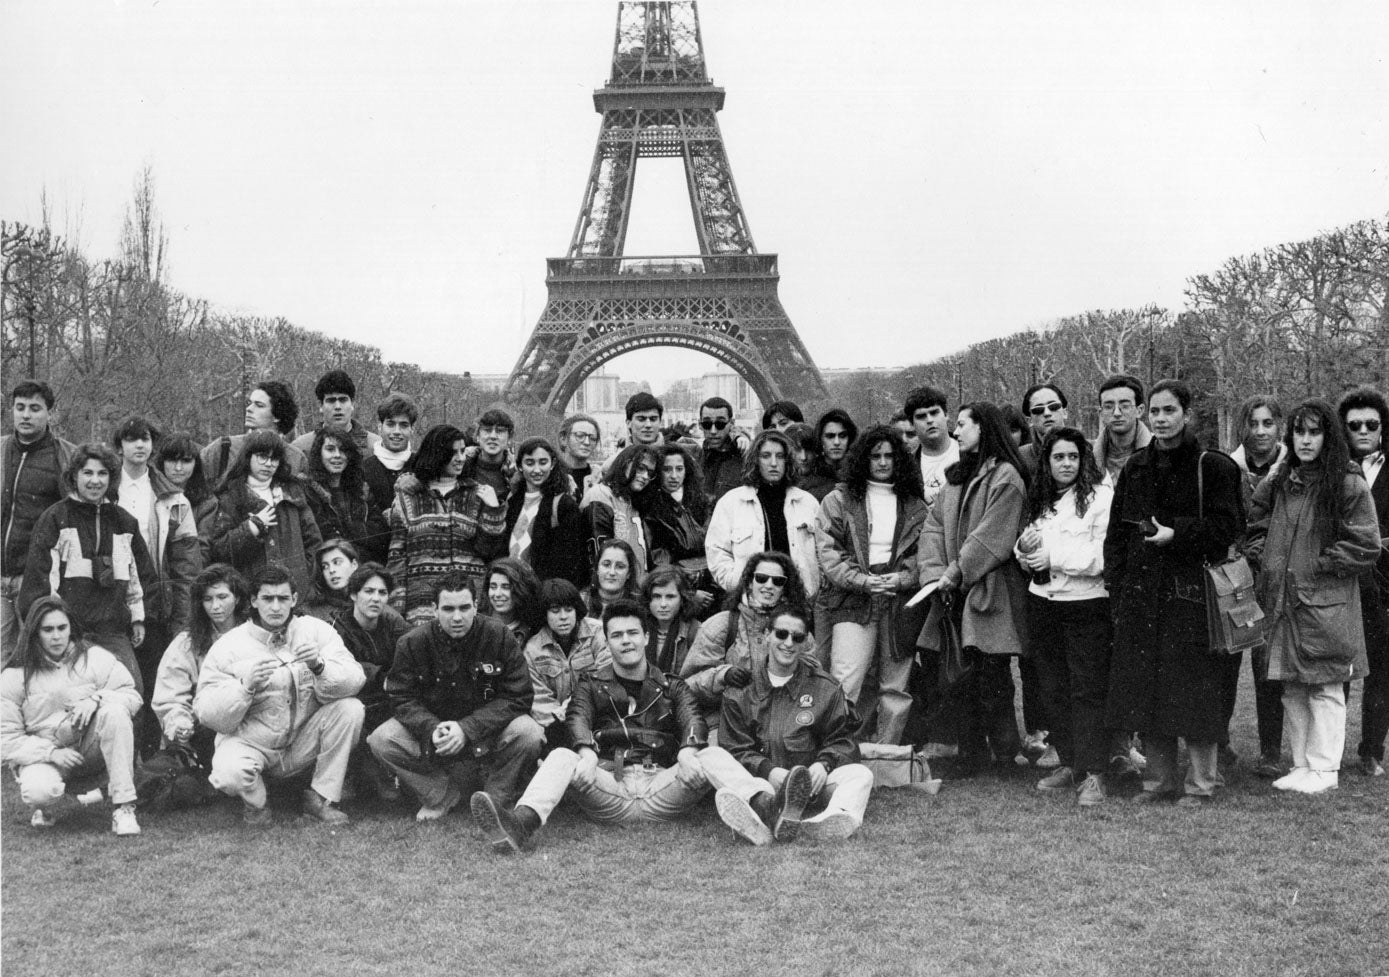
[303,429,388,564]
[504,437,587,590]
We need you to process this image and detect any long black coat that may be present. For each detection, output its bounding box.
[1103,431,1244,741]
[504,484,587,589]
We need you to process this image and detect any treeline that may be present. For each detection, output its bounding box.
[822,214,1388,449]
[1,171,520,444]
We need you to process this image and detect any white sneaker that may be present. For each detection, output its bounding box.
[30,808,55,829]
[1291,771,1339,794]
[799,812,858,842]
[1272,767,1310,791]
[112,803,141,836]
[714,789,773,846]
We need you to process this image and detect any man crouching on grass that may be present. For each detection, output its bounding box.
[714,605,874,845]
[470,598,793,853]
[367,571,540,821]
[194,563,365,825]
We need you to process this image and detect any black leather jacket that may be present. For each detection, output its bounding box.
[567,664,707,767]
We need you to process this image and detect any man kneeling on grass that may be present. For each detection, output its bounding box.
[367,571,540,821]
[714,605,874,845]
[194,563,365,825]
[470,598,796,853]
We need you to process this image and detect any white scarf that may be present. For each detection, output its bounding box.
[373,443,412,471]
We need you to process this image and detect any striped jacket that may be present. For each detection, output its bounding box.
[386,473,507,625]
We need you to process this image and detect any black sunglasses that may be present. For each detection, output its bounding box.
[752,572,787,586]
[1029,401,1064,416]
[699,418,730,431]
[772,627,808,644]
[1348,419,1382,433]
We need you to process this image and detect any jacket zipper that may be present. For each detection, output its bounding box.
[2,451,28,559]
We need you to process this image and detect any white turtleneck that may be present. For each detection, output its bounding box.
[866,480,897,566]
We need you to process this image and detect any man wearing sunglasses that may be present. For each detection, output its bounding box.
[714,606,873,845]
[1018,382,1070,477]
[693,397,748,506]
[1340,387,1389,778]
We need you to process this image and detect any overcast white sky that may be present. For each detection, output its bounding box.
[3,1,1386,391]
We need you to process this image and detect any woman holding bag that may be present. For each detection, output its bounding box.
[1243,399,1379,794]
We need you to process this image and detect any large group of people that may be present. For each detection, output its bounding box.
[3,366,1385,850]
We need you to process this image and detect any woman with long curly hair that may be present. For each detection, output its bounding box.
[581,443,659,581]
[917,402,1030,773]
[1245,399,1379,794]
[1014,427,1114,805]
[505,436,586,589]
[644,442,717,616]
[815,424,928,745]
[479,556,544,647]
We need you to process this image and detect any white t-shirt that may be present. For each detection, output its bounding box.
[919,439,960,508]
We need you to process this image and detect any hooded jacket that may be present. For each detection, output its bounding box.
[138,467,203,632]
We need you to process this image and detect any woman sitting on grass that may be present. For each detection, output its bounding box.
[522,579,610,750]
[642,565,703,675]
[582,538,642,620]
[0,596,143,835]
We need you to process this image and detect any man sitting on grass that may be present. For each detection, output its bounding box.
[469,599,800,853]
[367,571,539,821]
[714,605,874,845]
[194,563,365,825]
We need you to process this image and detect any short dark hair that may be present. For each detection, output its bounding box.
[1149,379,1192,411]
[760,400,803,429]
[255,379,300,435]
[1021,382,1068,415]
[376,392,419,425]
[1000,404,1029,440]
[602,597,647,636]
[537,578,587,621]
[314,538,360,569]
[904,385,948,417]
[433,570,476,602]
[251,562,297,595]
[1098,374,1144,405]
[111,414,160,448]
[477,408,514,434]
[11,380,56,409]
[346,561,394,597]
[700,397,734,417]
[1338,386,1389,428]
[889,409,909,426]
[63,443,121,500]
[314,370,356,403]
[781,422,816,454]
[153,432,211,505]
[769,604,812,635]
[625,392,663,421]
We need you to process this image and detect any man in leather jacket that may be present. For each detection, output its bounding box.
[367,570,540,821]
[469,598,792,852]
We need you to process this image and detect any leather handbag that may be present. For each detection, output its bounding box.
[1198,452,1266,654]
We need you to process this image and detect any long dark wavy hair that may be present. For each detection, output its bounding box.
[513,437,572,496]
[843,424,924,501]
[657,442,709,523]
[1025,427,1104,522]
[1271,399,1355,542]
[725,550,808,615]
[188,563,250,657]
[412,424,467,483]
[946,402,1029,488]
[306,427,367,502]
[479,556,544,632]
[7,596,85,689]
[602,444,662,503]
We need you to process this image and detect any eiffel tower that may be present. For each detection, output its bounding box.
[504,0,829,414]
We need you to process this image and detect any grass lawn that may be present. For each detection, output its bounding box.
[4,673,1388,977]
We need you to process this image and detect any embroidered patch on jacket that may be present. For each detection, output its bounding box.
[794,709,815,726]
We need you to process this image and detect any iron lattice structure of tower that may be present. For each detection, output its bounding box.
[504,0,829,413]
